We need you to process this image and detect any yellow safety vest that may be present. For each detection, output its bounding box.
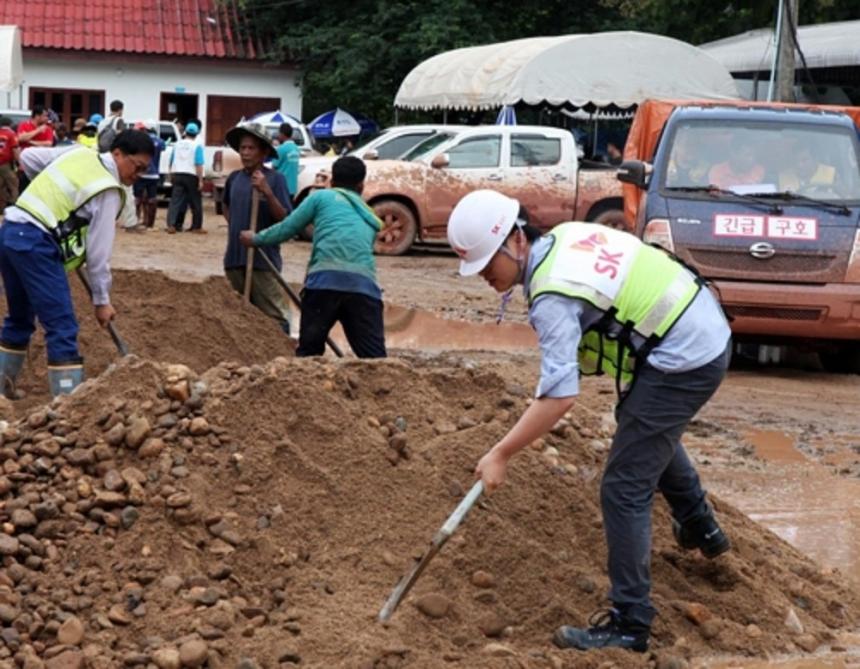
[528,223,702,389]
[16,147,124,271]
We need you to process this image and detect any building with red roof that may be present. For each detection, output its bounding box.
[0,0,300,145]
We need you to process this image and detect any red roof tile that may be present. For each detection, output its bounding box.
[1,0,266,60]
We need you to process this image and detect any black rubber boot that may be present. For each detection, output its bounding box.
[673,510,731,559]
[553,609,649,653]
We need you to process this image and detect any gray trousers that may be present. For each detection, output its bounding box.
[601,342,730,627]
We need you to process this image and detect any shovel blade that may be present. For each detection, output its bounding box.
[378,543,441,622]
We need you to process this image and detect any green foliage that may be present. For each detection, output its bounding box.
[237,0,857,126]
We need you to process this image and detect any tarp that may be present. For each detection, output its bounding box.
[622,98,860,226]
[0,25,23,92]
[700,19,860,73]
[395,31,739,111]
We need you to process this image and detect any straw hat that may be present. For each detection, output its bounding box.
[225,122,277,159]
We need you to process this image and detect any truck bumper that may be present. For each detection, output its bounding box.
[717,280,860,341]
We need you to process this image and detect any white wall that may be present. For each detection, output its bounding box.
[19,55,302,124]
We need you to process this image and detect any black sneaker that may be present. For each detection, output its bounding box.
[673,512,731,558]
[553,609,649,653]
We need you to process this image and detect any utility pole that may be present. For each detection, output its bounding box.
[774,0,800,102]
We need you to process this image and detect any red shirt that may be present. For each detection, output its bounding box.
[0,128,18,165]
[17,120,54,149]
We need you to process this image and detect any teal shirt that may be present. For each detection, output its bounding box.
[273,141,300,196]
[254,188,382,284]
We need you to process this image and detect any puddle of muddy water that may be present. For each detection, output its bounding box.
[747,430,808,464]
[706,461,860,587]
[331,304,537,351]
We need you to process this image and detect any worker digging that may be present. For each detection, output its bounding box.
[447,189,733,652]
[0,131,154,398]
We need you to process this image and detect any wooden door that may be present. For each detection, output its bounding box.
[206,95,281,146]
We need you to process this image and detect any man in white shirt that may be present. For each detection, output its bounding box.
[166,122,205,234]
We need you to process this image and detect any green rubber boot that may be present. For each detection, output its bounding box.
[48,363,84,397]
[0,346,26,399]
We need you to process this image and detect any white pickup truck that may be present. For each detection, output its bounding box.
[334,124,627,254]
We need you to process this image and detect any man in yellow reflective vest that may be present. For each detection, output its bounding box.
[448,190,732,654]
[0,131,154,397]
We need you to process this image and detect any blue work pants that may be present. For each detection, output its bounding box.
[0,221,81,363]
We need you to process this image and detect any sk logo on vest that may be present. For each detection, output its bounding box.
[571,232,607,252]
[594,247,624,280]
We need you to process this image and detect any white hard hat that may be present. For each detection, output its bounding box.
[448,190,520,276]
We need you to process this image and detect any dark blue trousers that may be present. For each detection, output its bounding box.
[0,221,81,363]
[601,343,730,627]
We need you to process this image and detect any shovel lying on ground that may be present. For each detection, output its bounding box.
[75,268,130,357]
[378,480,484,622]
[256,251,344,358]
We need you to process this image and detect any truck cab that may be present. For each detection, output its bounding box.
[620,101,860,371]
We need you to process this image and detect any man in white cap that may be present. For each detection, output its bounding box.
[166,121,205,233]
[447,189,732,654]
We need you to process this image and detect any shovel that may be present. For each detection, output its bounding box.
[378,480,484,622]
[75,268,130,357]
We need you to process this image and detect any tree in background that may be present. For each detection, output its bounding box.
[239,0,859,126]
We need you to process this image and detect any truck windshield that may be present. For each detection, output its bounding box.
[662,120,860,203]
[402,132,456,161]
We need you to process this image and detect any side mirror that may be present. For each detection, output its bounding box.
[430,153,450,169]
[363,149,379,161]
[616,160,650,188]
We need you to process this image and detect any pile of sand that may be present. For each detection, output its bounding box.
[0,350,855,668]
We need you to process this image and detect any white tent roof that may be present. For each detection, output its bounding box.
[0,26,23,93]
[700,20,860,73]
[394,31,739,111]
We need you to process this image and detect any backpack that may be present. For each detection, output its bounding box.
[97,117,122,153]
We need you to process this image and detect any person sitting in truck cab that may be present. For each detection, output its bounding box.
[708,135,765,189]
[778,146,836,195]
[665,131,709,187]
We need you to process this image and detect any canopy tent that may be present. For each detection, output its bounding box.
[700,19,860,73]
[394,31,739,111]
[0,25,23,92]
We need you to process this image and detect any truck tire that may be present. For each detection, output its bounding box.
[590,207,627,230]
[819,344,860,374]
[373,199,417,256]
[214,186,224,216]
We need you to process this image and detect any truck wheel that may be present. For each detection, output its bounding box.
[373,200,417,256]
[214,187,224,216]
[819,344,860,374]
[591,208,628,231]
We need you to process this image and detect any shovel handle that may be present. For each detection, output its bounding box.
[439,480,484,538]
[243,190,261,302]
[75,268,130,357]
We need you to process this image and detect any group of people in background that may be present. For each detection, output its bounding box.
[0,102,388,405]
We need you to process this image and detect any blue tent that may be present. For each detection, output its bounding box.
[495,105,517,125]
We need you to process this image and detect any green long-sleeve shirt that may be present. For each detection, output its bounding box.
[254,188,382,283]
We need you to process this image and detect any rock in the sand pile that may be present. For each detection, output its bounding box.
[56,615,85,645]
[178,638,208,667]
[415,593,451,618]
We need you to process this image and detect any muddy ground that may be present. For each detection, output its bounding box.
[0,199,856,668]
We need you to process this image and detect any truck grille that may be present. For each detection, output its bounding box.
[726,305,823,321]
[689,249,838,275]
